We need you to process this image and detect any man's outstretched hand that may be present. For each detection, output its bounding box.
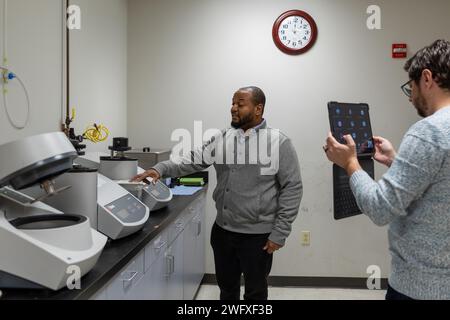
[130,168,161,184]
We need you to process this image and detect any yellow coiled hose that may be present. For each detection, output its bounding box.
[83,124,110,143]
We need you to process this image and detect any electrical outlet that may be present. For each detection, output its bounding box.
[301,231,311,246]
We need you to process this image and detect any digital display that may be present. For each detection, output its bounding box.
[116,209,130,220]
[106,194,147,223]
[328,102,375,156]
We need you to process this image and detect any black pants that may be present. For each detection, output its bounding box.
[210,223,273,301]
[386,284,415,300]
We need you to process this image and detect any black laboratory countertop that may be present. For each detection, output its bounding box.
[0,186,208,300]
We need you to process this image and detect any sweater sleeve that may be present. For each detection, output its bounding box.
[153,131,224,178]
[350,133,445,226]
[269,138,303,246]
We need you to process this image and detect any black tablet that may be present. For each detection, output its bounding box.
[327,102,375,157]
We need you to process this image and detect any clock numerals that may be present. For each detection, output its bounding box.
[291,41,304,48]
[278,16,311,50]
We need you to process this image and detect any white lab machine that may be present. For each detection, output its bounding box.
[96,174,149,239]
[28,167,150,241]
[116,179,173,212]
[0,132,107,291]
[76,138,172,213]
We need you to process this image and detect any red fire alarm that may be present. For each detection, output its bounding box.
[392,44,408,59]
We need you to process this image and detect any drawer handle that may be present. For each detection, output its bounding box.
[154,240,167,250]
[165,255,175,277]
[170,256,175,274]
[197,221,201,236]
[175,221,184,229]
[122,271,138,288]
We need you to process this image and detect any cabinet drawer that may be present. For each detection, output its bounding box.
[106,251,145,300]
[144,229,168,271]
[184,201,198,223]
[168,215,186,245]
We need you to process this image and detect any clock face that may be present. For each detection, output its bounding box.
[272,10,318,55]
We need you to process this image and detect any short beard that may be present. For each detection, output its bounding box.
[231,114,253,129]
[413,89,428,118]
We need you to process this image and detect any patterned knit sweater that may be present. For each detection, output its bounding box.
[350,106,450,300]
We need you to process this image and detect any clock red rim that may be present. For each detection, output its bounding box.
[272,10,318,55]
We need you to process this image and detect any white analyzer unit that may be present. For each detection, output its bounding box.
[0,132,107,291]
[96,174,149,240]
[77,152,173,213]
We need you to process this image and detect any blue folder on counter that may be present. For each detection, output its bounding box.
[171,185,203,196]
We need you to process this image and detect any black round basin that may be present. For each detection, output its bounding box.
[10,214,87,230]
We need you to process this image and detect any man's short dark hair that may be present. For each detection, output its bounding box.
[240,86,266,108]
[404,39,450,91]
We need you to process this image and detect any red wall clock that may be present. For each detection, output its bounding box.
[273,10,318,55]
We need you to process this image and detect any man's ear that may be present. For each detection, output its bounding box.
[256,104,264,116]
[422,69,434,89]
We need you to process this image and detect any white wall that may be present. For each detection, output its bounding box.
[0,0,128,153]
[128,0,450,278]
[69,0,128,152]
[0,0,64,145]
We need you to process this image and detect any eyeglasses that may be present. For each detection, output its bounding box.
[401,80,413,97]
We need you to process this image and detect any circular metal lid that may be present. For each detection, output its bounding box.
[0,133,77,190]
[6,154,76,190]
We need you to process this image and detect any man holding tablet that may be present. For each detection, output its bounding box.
[324,40,450,300]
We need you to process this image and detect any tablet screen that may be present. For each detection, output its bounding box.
[328,102,375,157]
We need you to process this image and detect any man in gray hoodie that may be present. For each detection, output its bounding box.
[133,86,303,300]
[324,40,450,300]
